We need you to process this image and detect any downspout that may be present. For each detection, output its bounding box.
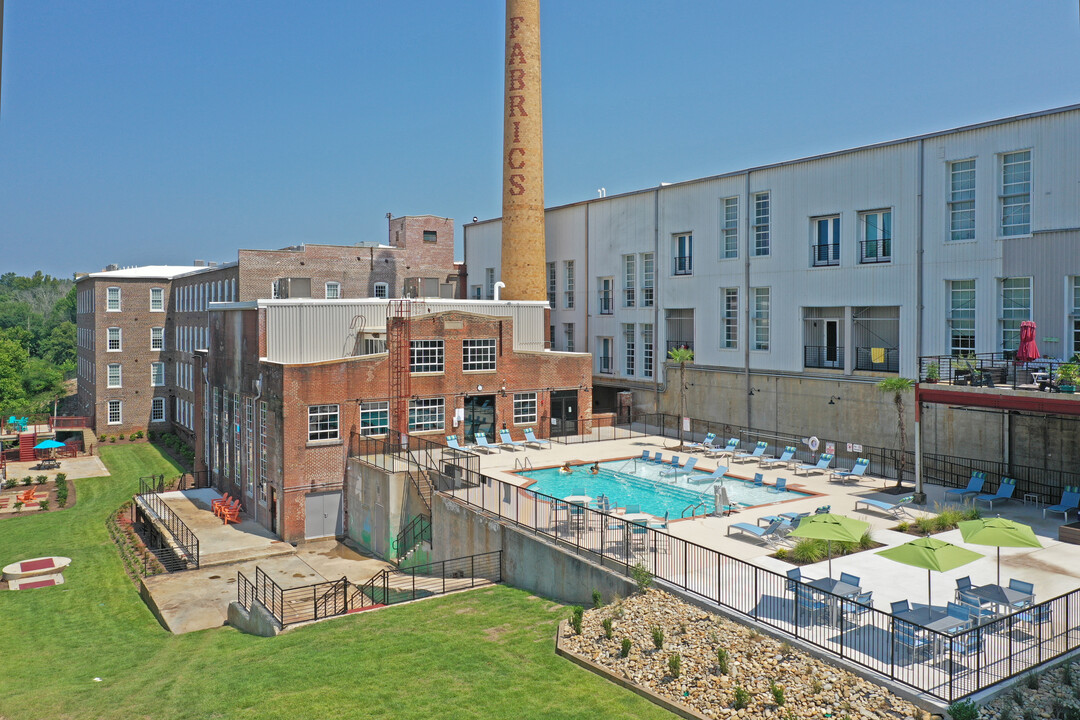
[914,138,926,502]
[584,203,590,358]
[743,171,752,428]
[653,187,660,410]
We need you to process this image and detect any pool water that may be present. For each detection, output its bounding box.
[518,459,809,519]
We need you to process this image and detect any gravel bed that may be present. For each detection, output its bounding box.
[975,660,1080,719]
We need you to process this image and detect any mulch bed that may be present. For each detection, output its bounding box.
[0,477,76,519]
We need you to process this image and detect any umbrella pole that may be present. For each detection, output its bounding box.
[928,570,932,607]
[997,547,1001,586]
[827,539,832,578]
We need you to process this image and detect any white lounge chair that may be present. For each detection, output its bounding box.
[473,433,500,454]
[498,429,527,451]
[522,428,551,449]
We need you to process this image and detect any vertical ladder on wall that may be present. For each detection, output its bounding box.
[387,299,412,447]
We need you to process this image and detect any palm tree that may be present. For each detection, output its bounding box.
[668,347,694,449]
[877,377,914,489]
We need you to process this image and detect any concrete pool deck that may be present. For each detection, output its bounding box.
[474,434,1080,610]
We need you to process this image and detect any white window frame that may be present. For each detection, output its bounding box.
[1000,150,1032,237]
[547,262,556,309]
[271,280,281,299]
[672,233,693,276]
[721,196,738,259]
[623,324,635,376]
[106,286,121,312]
[485,268,495,300]
[151,326,164,350]
[107,327,122,352]
[513,392,537,425]
[308,404,340,442]
[359,401,390,436]
[325,281,341,299]
[753,192,771,256]
[640,252,654,307]
[462,339,497,372]
[721,288,738,349]
[598,277,614,315]
[107,399,122,425]
[811,215,841,267]
[752,287,770,351]
[150,361,165,387]
[623,255,636,307]
[564,260,575,309]
[949,279,976,356]
[107,363,122,388]
[149,287,164,312]
[949,159,976,242]
[408,397,444,433]
[563,323,575,352]
[642,324,654,378]
[859,209,892,263]
[1000,277,1032,351]
[151,397,165,423]
[410,339,444,374]
[373,282,388,299]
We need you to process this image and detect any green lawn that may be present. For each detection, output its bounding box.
[0,444,672,719]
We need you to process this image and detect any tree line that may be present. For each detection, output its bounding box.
[0,271,76,414]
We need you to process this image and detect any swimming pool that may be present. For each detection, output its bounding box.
[517,459,810,519]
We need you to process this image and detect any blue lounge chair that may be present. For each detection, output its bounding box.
[727,518,787,546]
[446,435,469,451]
[757,511,808,528]
[733,441,769,463]
[760,446,797,469]
[651,452,663,465]
[854,495,914,518]
[473,433,500,454]
[706,438,740,458]
[686,432,716,452]
[639,450,651,462]
[829,458,869,484]
[944,471,987,502]
[768,477,788,493]
[687,465,727,484]
[745,472,764,487]
[498,429,526,451]
[522,428,551,449]
[1043,486,1080,521]
[664,455,681,470]
[974,477,1017,508]
[794,454,833,476]
[661,456,697,476]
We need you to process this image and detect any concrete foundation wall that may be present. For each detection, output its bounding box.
[345,459,406,559]
[431,493,636,606]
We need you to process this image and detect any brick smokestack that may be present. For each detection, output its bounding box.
[500,0,545,302]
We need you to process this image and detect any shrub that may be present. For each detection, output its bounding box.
[13,501,24,513]
[592,589,602,608]
[769,679,785,706]
[147,430,156,441]
[569,606,583,635]
[38,500,49,511]
[1011,686,1025,707]
[133,430,144,439]
[109,436,116,443]
[631,562,653,593]
[35,475,47,485]
[732,685,750,710]
[620,638,631,658]
[22,476,33,486]
[99,434,107,443]
[1025,671,1040,689]
[774,547,788,560]
[896,521,910,532]
[915,515,936,535]
[651,625,664,650]
[668,653,681,678]
[811,678,823,694]
[716,648,729,675]
[1022,708,1038,720]
[4,478,17,489]
[791,538,825,564]
[55,472,66,483]
[602,618,613,640]
[964,506,981,520]
[779,641,793,656]
[857,530,875,550]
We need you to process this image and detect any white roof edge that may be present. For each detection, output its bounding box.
[208,301,259,311]
[76,262,238,282]
[254,298,549,308]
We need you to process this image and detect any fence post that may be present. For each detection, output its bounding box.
[471,555,475,589]
[313,586,318,621]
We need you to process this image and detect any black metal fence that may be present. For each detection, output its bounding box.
[353,551,503,609]
[855,347,899,373]
[394,514,432,560]
[434,467,1080,702]
[917,352,1074,391]
[237,566,350,627]
[804,345,845,369]
[133,476,199,570]
[922,452,1080,506]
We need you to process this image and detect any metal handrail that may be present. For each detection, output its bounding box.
[393,514,432,560]
[681,500,707,518]
[135,478,199,569]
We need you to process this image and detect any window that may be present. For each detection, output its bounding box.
[373,282,388,299]
[1001,150,1031,236]
[151,326,164,350]
[564,261,575,308]
[463,339,496,371]
[151,362,165,387]
[408,397,444,432]
[752,287,770,351]
[812,216,841,267]
[1072,277,1080,355]
[721,197,738,259]
[107,363,122,388]
[598,337,613,374]
[150,287,164,311]
[485,268,495,299]
[308,404,340,441]
[106,286,121,311]
[360,401,389,436]
[753,192,770,256]
[108,399,122,425]
[860,210,892,263]
[107,327,122,351]
[673,234,693,275]
[547,262,556,308]
[259,401,267,503]
[564,323,575,352]
[623,255,636,307]
[410,339,444,373]
[513,393,537,425]
[641,252,654,307]
[947,280,976,355]
[722,288,738,349]
[325,282,341,299]
[1001,277,1031,351]
[642,324,654,378]
[949,159,976,241]
[623,324,635,376]
[151,397,165,423]
[598,277,613,314]
[271,280,281,299]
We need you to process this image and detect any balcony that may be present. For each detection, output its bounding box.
[859,239,892,264]
[598,294,613,315]
[598,356,613,374]
[804,345,844,369]
[673,256,693,275]
[666,340,694,355]
[917,352,1077,392]
[811,244,840,267]
[855,347,899,372]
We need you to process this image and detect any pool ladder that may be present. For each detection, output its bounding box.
[514,456,534,471]
[681,500,708,519]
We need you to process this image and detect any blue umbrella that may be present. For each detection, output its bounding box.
[34,439,66,450]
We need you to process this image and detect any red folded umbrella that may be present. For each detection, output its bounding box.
[1017,320,1040,362]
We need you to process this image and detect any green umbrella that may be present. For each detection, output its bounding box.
[877,537,983,605]
[958,517,1042,586]
[788,513,869,577]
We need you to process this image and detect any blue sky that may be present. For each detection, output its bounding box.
[2,1,1079,277]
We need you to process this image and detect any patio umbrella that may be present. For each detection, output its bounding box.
[957,517,1041,586]
[877,537,983,606]
[33,439,65,450]
[788,513,869,577]
[1016,320,1040,363]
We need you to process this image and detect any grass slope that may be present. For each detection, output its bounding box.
[0,445,672,719]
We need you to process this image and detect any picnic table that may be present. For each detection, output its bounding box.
[36,458,60,470]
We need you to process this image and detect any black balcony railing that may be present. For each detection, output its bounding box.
[917,352,1072,391]
[665,340,694,356]
[811,243,840,267]
[804,345,844,369]
[859,238,892,264]
[673,255,693,275]
[855,346,899,372]
[598,293,612,314]
[598,356,613,374]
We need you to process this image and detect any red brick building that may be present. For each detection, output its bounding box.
[201,298,592,542]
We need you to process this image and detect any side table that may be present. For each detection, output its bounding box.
[1023,492,1040,507]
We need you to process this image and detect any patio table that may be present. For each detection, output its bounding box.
[895,607,969,635]
[967,583,1033,612]
[806,577,861,625]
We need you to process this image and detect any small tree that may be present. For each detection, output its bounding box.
[667,347,694,449]
[877,377,914,488]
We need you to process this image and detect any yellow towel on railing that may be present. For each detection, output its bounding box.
[871,347,885,364]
